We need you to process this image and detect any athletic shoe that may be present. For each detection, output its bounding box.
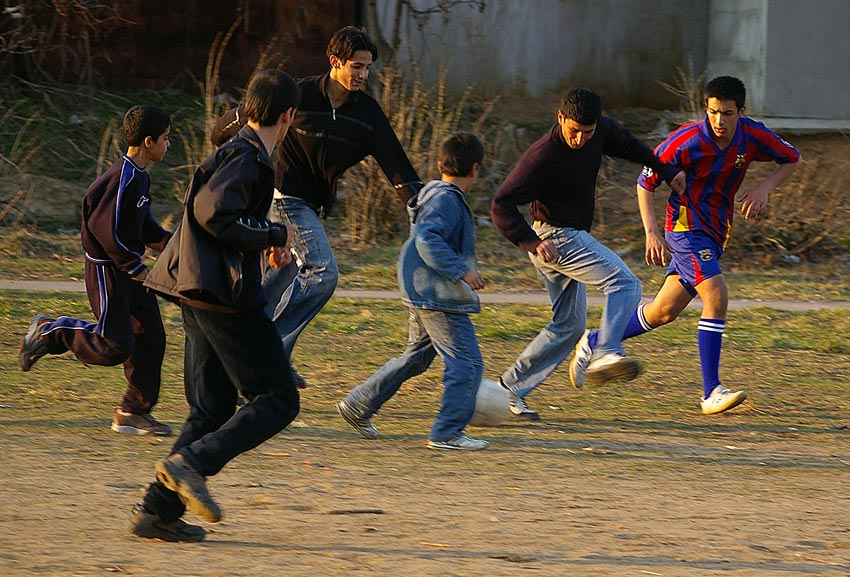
[19,313,53,371]
[155,453,222,523]
[427,434,489,451]
[585,352,642,386]
[129,504,205,542]
[111,408,173,436]
[700,385,747,415]
[569,330,593,388]
[501,381,540,420]
[336,400,379,439]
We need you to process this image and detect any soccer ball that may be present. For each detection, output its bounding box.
[469,377,511,427]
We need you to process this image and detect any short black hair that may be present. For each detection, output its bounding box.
[326,25,378,63]
[439,131,484,177]
[243,70,302,126]
[559,88,603,125]
[123,105,170,147]
[705,76,746,110]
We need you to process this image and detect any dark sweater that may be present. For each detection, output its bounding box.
[212,73,422,215]
[491,118,678,252]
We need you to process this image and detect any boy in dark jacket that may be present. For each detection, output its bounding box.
[130,70,301,542]
[19,105,173,436]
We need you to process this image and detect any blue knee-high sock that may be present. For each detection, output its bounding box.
[588,304,652,350]
[697,318,725,398]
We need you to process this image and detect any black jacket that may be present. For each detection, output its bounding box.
[212,73,422,215]
[145,125,288,311]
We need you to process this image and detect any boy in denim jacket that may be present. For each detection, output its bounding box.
[337,132,489,450]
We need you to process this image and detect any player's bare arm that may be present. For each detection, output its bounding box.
[739,156,802,220]
[637,184,669,266]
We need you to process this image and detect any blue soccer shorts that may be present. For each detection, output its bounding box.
[665,231,724,297]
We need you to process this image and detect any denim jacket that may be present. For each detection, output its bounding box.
[398,180,480,314]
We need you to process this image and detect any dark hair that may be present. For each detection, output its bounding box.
[559,88,603,125]
[326,25,378,63]
[123,105,170,147]
[243,70,302,126]
[439,131,484,177]
[705,76,746,110]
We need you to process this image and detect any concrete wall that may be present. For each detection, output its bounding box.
[371,0,710,109]
[371,0,850,124]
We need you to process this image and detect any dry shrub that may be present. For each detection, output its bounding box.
[339,65,512,249]
[726,133,850,264]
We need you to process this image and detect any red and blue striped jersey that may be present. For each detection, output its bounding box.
[637,116,799,249]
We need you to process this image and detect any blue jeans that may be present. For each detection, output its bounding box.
[343,308,483,442]
[500,223,642,398]
[142,305,300,522]
[263,196,338,358]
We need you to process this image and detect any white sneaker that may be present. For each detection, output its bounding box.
[585,352,642,386]
[427,434,489,451]
[569,330,593,388]
[700,385,747,415]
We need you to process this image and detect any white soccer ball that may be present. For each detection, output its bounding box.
[469,377,511,427]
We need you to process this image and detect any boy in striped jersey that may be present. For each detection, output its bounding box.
[18,105,174,434]
[575,76,801,414]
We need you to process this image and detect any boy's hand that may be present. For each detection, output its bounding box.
[462,269,485,291]
[268,247,293,269]
[534,239,557,262]
[739,187,769,220]
[644,230,670,266]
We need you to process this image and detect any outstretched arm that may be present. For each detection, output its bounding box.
[738,157,802,220]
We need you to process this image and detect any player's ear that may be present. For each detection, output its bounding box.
[143,135,155,148]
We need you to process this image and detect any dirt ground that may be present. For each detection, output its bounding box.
[3,389,850,577]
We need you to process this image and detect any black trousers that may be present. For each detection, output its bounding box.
[143,304,300,521]
[43,260,165,413]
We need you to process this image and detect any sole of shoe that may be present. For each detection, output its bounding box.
[130,517,206,542]
[111,423,172,436]
[155,459,222,523]
[19,313,49,372]
[336,402,379,439]
[701,390,747,415]
[586,358,642,387]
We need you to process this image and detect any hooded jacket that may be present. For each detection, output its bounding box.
[398,180,480,314]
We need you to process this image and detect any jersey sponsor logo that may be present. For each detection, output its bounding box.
[641,166,654,178]
[137,195,150,208]
[734,154,746,168]
[699,248,714,261]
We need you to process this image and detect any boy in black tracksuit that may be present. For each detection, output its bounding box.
[18,105,173,436]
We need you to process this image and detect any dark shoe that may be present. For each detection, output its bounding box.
[291,368,308,389]
[19,313,53,371]
[337,400,379,439]
[155,454,222,523]
[129,504,205,542]
[500,380,540,420]
[111,408,172,436]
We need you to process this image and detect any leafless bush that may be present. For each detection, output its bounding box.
[340,65,510,248]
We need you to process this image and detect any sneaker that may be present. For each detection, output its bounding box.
[111,408,173,436]
[336,400,379,439]
[19,313,53,371]
[427,434,489,451]
[129,504,206,542]
[291,368,308,389]
[155,453,222,523]
[501,381,540,420]
[569,330,593,388]
[585,352,642,387]
[700,385,747,415]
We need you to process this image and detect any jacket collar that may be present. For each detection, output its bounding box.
[236,124,274,168]
[317,72,362,106]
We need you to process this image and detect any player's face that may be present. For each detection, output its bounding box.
[149,127,171,162]
[558,113,596,149]
[330,50,373,92]
[706,97,742,142]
